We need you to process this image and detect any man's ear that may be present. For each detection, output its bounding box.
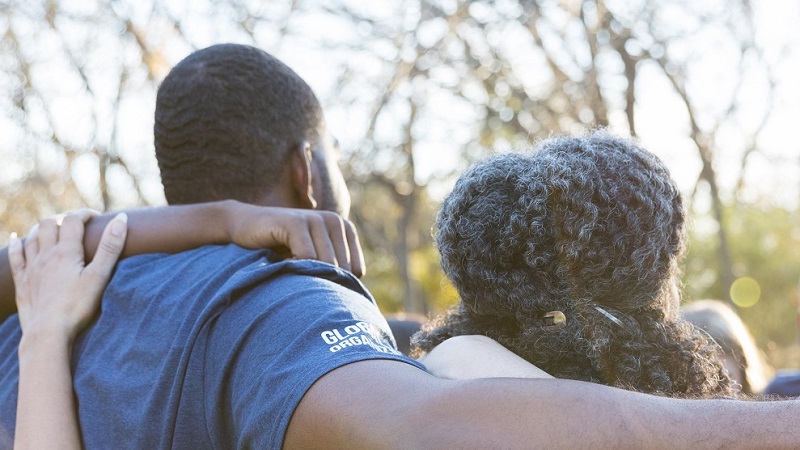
[290,141,318,209]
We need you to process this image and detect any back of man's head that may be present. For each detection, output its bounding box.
[154,44,324,204]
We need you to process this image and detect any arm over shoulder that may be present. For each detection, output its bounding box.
[286,358,800,449]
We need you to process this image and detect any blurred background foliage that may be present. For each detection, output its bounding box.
[2,0,800,366]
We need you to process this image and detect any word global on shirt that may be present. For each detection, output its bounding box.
[320,321,399,354]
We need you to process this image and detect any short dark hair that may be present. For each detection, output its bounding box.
[154,44,323,204]
[414,131,733,398]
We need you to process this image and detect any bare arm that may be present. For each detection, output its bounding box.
[12,211,128,450]
[286,359,800,449]
[0,247,12,319]
[0,200,364,318]
[417,335,553,380]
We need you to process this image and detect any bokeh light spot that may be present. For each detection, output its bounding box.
[730,277,761,308]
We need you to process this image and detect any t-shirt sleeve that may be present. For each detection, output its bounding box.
[201,270,425,449]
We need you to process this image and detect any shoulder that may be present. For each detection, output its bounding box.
[217,258,377,323]
[418,335,553,380]
[231,257,373,299]
[202,259,423,448]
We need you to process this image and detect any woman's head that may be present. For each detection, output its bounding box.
[414,131,733,397]
[435,131,685,321]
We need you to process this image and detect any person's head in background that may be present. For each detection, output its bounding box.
[681,300,772,396]
[385,313,426,356]
[414,130,734,398]
[154,43,350,217]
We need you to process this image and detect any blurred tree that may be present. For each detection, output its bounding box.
[0,0,796,326]
[684,203,800,349]
[318,0,780,312]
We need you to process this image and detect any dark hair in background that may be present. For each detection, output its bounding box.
[385,314,426,356]
[413,131,733,398]
[154,44,323,204]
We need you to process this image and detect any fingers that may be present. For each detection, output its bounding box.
[305,214,338,267]
[21,210,99,261]
[36,217,60,251]
[288,212,366,276]
[23,222,39,261]
[59,209,99,255]
[322,213,350,271]
[83,213,128,283]
[343,220,365,278]
[285,212,354,273]
[307,213,365,277]
[66,209,99,223]
[284,220,317,261]
[240,207,365,276]
[8,233,25,287]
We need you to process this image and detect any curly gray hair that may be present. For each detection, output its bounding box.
[413,131,732,397]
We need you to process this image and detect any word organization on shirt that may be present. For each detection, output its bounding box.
[320,322,398,354]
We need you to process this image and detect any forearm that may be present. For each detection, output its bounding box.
[0,246,13,318]
[408,379,740,449]
[288,360,800,449]
[0,200,240,317]
[15,331,82,450]
[83,200,238,260]
[2,200,361,319]
[410,378,800,449]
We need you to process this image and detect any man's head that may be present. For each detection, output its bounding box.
[414,131,732,397]
[154,44,349,216]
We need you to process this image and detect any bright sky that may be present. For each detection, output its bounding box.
[301,0,800,209]
[2,0,799,214]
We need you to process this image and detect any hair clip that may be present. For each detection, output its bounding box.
[543,310,567,330]
[594,306,624,328]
